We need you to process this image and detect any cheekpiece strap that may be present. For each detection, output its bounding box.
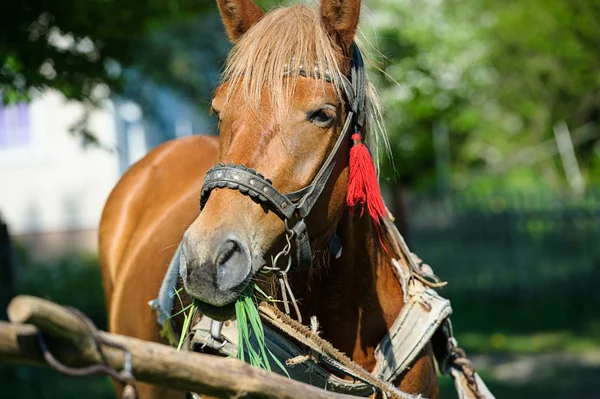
[291,219,312,272]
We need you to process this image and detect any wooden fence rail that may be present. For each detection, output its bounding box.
[0,295,356,399]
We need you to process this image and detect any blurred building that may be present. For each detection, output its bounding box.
[0,85,212,258]
[0,91,119,257]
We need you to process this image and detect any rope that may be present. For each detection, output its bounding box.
[259,304,420,399]
[450,347,485,399]
[412,273,448,288]
[36,307,138,399]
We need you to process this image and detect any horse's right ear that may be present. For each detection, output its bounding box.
[320,0,361,54]
[216,0,265,43]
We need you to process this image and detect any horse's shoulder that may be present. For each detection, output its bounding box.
[101,134,218,231]
[146,134,219,165]
[99,135,219,308]
[130,134,219,175]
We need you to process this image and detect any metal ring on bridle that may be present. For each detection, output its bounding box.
[272,249,293,274]
[284,218,295,235]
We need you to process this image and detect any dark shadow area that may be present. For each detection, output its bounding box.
[0,243,113,399]
[0,365,115,399]
[439,358,600,399]
[0,216,15,321]
[409,190,600,336]
[410,190,600,398]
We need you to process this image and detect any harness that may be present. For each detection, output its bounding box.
[150,44,495,399]
[150,219,495,399]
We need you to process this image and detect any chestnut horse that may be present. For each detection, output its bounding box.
[99,0,439,398]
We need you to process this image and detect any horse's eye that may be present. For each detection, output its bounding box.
[308,105,336,127]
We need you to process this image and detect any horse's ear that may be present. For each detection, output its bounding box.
[320,0,361,54]
[216,0,265,43]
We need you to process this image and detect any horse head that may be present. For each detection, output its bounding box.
[180,0,378,319]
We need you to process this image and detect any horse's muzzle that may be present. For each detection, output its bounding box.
[180,232,252,309]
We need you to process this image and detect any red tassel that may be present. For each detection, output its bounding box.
[346,132,387,225]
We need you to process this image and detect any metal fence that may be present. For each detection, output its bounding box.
[407,189,600,303]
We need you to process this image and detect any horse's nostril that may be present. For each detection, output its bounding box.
[214,238,251,292]
[216,240,240,268]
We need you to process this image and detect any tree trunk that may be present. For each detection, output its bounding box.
[0,215,14,320]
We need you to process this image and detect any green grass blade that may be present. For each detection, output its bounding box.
[234,286,290,377]
[167,303,193,319]
[245,295,270,370]
[253,284,275,302]
[268,350,290,377]
[177,302,196,351]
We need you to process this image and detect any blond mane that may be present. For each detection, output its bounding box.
[220,4,390,169]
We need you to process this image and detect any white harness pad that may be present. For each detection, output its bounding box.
[373,287,452,383]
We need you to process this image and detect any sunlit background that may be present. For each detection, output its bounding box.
[1,0,599,397]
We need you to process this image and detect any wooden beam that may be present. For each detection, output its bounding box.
[1,296,357,399]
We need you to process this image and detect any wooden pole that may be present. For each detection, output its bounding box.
[1,296,357,399]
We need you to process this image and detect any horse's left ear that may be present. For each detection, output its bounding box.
[320,0,361,54]
[216,0,265,43]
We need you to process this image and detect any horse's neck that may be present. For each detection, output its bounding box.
[298,212,404,371]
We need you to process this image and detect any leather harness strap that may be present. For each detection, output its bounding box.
[199,43,366,273]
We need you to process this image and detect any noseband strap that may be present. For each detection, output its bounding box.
[200,43,366,273]
[200,164,297,219]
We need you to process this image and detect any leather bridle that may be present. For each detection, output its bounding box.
[200,43,367,275]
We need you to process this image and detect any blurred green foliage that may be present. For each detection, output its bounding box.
[0,0,212,105]
[1,247,114,399]
[411,188,600,398]
[13,244,106,329]
[366,0,600,192]
[0,0,218,143]
[3,0,599,193]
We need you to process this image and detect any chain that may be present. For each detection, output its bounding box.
[261,219,295,273]
[259,218,302,322]
[36,307,138,399]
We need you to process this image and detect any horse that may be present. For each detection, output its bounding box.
[99,0,440,398]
